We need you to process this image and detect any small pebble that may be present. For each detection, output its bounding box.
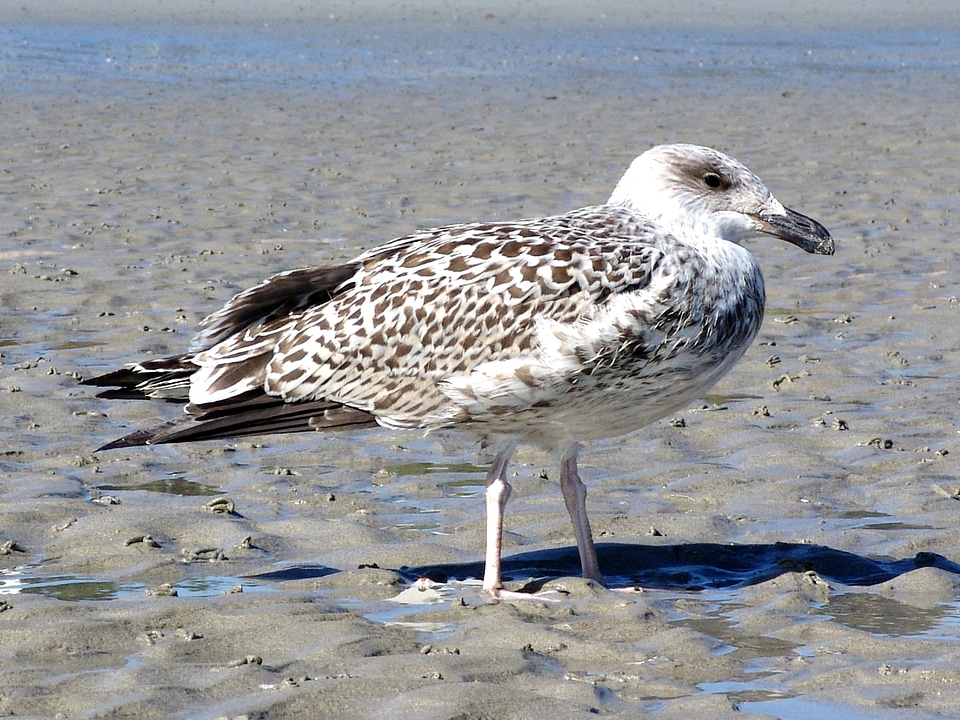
[146,583,178,597]
[181,547,227,563]
[124,534,161,548]
[0,540,26,555]
[227,655,263,668]
[205,497,236,515]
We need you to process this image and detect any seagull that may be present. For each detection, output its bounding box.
[83,144,834,598]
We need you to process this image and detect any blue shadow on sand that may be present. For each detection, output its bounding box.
[400,542,960,591]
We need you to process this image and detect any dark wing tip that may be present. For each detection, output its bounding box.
[95,428,163,451]
[93,397,379,452]
[80,368,142,388]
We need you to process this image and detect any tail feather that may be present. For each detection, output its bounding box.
[82,357,196,401]
[84,261,373,451]
[96,392,377,451]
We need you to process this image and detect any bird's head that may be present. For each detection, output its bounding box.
[609,143,834,255]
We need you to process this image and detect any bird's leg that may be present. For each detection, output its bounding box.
[482,440,518,594]
[559,442,605,585]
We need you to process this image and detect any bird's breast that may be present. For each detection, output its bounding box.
[481,245,766,445]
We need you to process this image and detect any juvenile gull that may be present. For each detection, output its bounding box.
[84,144,834,597]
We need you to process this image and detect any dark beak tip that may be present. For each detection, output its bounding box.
[806,221,834,256]
[800,232,835,256]
[758,208,834,256]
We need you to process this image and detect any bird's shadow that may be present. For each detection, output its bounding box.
[246,542,960,593]
[402,542,960,592]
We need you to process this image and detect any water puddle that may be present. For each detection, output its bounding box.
[1,574,142,602]
[380,461,487,477]
[671,585,960,645]
[436,477,485,497]
[672,586,960,718]
[837,510,891,520]
[812,591,959,638]
[680,612,798,660]
[738,697,890,720]
[394,520,444,532]
[96,473,221,496]
[697,677,788,701]
[173,575,272,597]
[852,521,936,531]
[0,568,270,601]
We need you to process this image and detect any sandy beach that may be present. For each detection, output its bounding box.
[3,1,960,717]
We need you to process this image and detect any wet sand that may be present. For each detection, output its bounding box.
[3,1,960,718]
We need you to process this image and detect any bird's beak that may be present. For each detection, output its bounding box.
[753,207,834,255]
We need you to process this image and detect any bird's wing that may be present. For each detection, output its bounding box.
[82,264,361,401]
[189,263,361,353]
[187,205,668,427]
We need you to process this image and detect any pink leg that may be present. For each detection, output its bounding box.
[559,443,605,585]
[482,440,518,594]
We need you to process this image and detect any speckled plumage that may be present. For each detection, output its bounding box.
[85,144,833,595]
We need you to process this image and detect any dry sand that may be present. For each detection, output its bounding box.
[3,1,960,718]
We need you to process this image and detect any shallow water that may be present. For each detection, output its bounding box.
[0,568,273,601]
[3,2,960,718]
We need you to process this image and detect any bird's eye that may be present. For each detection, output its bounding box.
[703,173,722,189]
